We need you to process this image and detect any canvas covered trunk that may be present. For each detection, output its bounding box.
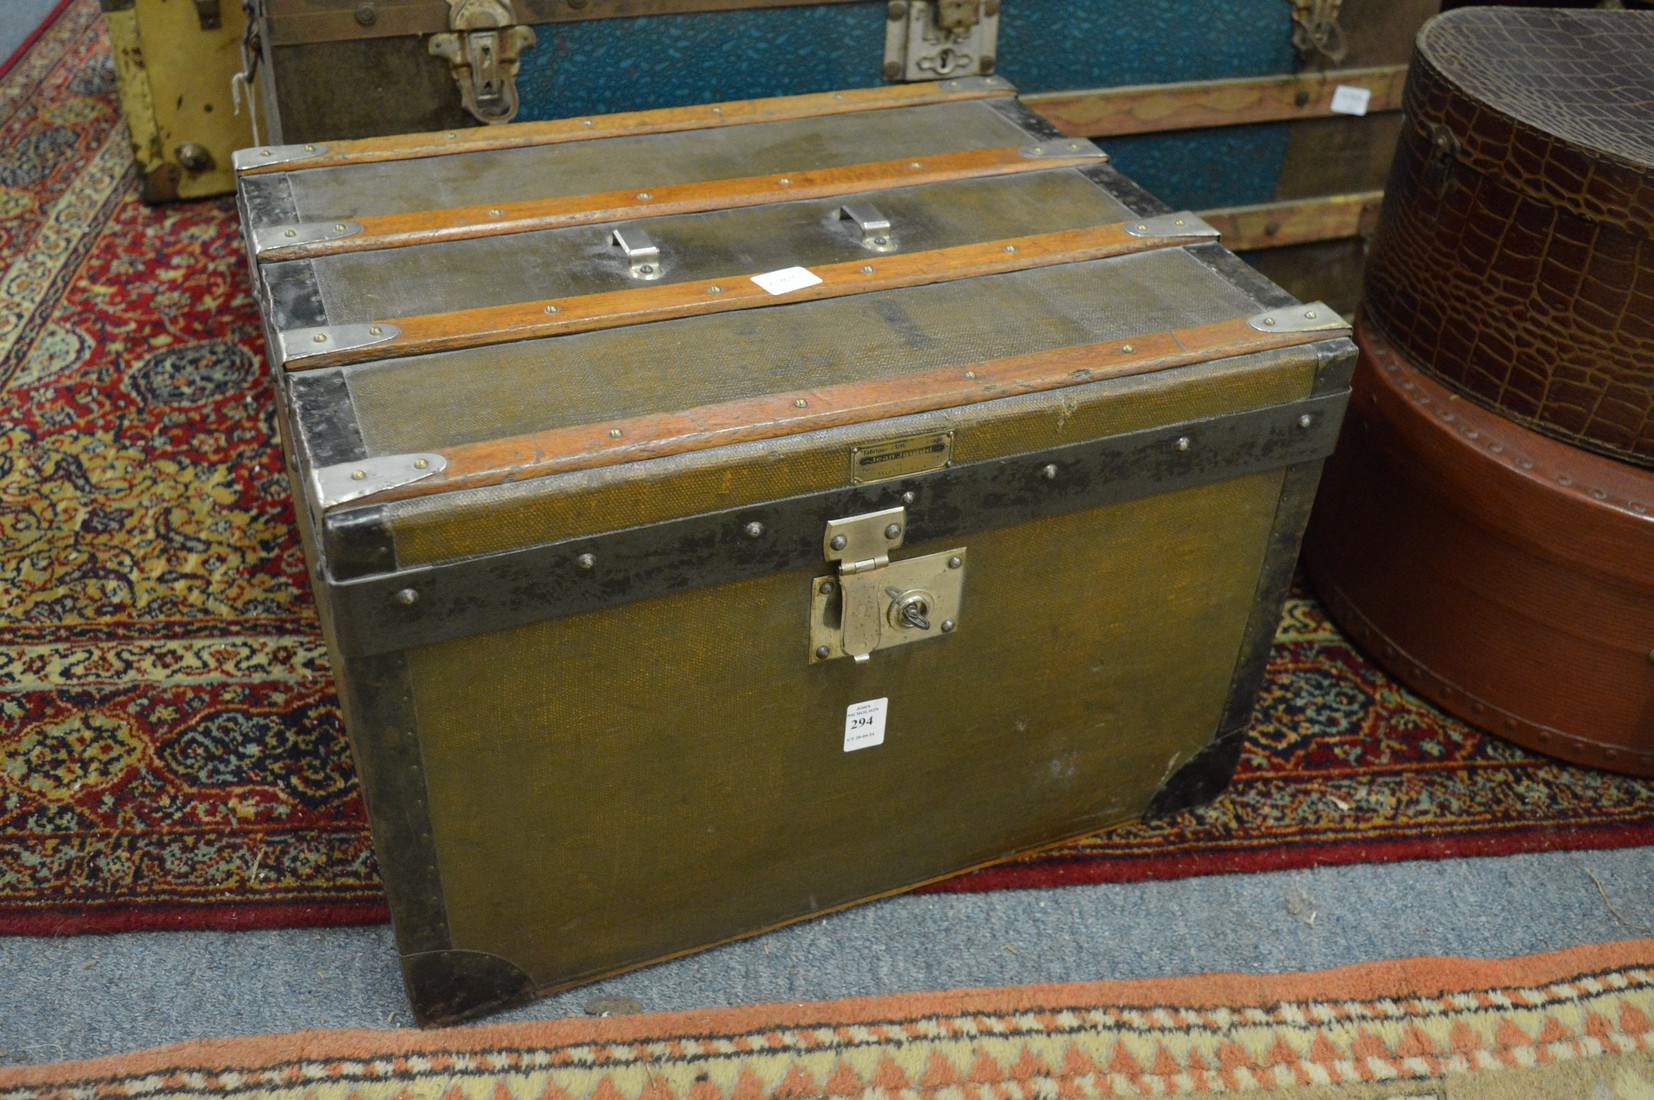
[235,78,1353,1025]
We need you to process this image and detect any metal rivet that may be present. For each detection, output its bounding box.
[305,143,317,152]
[582,120,594,127]
[1263,317,1277,326]
[349,469,366,481]
[638,264,655,275]
[1175,436,1191,452]
[545,305,560,314]
[873,236,888,246]
[284,229,297,238]
[708,286,723,294]
[368,325,383,335]
[1557,475,1573,486]
[335,223,347,232]
[947,556,962,570]
[1305,310,1318,319]
[1004,245,1017,253]
[965,370,978,380]
[712,106,723,114]
[745,521,765,539]
[1031,146,1044,154]
[1121,344,1134,353]
[815,645,832,659]
[1632,502,1648,515]
[909,161,923,169]
[412,458,429,469]
[1297,414,1314,429]
[608,428,623,438]
[941,620,956,633]
[577,553,596,571]
[393,588,418,606]
[637,192,652,200]
[488,208,502,217]
[861,266,875,274]
[778,177,792,185]
[830,535,848,551]
[260,148,272,157]
[818,581,835,596]
[312,333,327,343]
[884,523,902,540]
[794,399,808,408]
[1069,143,1080,150]
[1136,224,1148,232]
[1040,464,1058,480]
[445,132,456,139]
[901,491,917,505]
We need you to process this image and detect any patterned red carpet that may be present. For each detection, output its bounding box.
[4,938,1654,1098]
[4,2,1654,936]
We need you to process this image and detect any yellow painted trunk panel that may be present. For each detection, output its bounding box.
[103,0,254,201]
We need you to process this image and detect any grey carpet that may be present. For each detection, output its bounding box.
[2,845,1650,1065]
[0,0,64,68]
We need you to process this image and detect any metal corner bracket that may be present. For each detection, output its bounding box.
[252,220,364,256]
[883,0,1001,82]
[1248,302,1347,334]
[233,143,331,172]
[1020,139,1108,161]
[277,323,401,365]
[314,453,448,511]
[1124,212,1221,240]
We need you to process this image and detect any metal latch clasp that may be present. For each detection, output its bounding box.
[429,0,537,125]
[883,0,1001,81]
[809,506,966,664]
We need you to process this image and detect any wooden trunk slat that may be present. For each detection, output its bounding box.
[355,314,1347,506]
[236,79,1015,175]
[1025,66,1406,139]
[284,221,1201,370]
[257,145,1100,261]
[1200,191,1383,252]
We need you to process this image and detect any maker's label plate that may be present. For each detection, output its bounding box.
[850,431,954,485]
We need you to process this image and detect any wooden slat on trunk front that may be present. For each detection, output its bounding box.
[237,78,1015,174]
[353,310,1346,505]
[282,220,1211,369]
[255,144,1102,261]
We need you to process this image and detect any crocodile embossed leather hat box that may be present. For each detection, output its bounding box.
[235,79,1353,1025]
[1364,6,1654,466]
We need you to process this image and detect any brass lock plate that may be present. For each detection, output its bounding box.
[808,507,965,664]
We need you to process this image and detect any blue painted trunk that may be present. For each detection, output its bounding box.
[511,0,1298,210]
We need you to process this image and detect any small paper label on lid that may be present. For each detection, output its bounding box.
[752,266,824,296]
[844,698,888,752]
[1329,85,1372,116]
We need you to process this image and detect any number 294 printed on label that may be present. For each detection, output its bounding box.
[843,698,889,752]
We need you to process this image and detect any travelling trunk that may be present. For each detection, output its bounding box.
[1363,7,1654,466]
[234,79,1354,1024]
[1304,321,1654,777]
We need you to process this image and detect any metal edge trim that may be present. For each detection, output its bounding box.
[327,386,1351,656]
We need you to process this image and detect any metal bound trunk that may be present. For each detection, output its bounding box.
[235,79,1353,1025]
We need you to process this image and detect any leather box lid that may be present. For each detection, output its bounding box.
[1407,7,1654,237]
